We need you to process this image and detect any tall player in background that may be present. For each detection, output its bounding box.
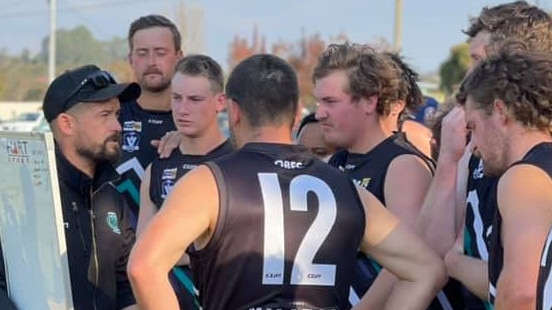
[115,14,182,223]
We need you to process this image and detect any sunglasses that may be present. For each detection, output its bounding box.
[63,70,117,110]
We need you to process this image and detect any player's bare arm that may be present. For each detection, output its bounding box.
[385,154,432,228]
[416,106,469,256]
[444,227,490,300]
[128,165,218,309]
[494,165,552,309]
[353,186,447,310]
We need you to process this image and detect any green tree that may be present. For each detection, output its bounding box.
[103,36,128,62]
[0,25,134,101]
[439,42,470,95]
[38,25,109,69]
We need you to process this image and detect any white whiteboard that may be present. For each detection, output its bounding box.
[0,131,73,310]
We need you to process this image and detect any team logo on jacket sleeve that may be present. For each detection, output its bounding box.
[106,212,121,234]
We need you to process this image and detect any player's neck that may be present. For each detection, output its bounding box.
[179,130,226,156]
[136,89,171,112]
[348,120,393,154]
[506,127,552,166]
[236,126,293,148]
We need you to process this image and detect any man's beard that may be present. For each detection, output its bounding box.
[140,70,171,93]
[77,134,121,164]
[141,79,171,93]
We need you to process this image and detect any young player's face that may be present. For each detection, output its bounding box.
[71,98,123,163]
[313,70,367,150]
[465,96,508,177]
[296,122,337,162]
[129,27,182,94]
[171,72,224,138]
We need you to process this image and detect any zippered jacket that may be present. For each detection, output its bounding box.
[56,146,136,310]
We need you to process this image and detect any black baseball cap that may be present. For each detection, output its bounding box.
[43,65,141,122]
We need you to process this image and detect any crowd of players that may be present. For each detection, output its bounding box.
[3,1,552,309]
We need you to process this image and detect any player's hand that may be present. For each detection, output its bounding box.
[444,228,464,276]
[151,131,182,159]
[438,105,468,164]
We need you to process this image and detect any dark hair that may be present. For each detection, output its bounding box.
[312,42,402,116]
[427,97,456,160]
[385,52,424,112]
[457,47,552,133]
[128,14,182,51]
[226,54,299,128]
[464,1,552,54]
[296,113,318,138]
[175,55,224,93]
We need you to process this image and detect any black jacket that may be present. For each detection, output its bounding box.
[56,147,136,309]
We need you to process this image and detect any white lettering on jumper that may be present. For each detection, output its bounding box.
[274,160,303,169]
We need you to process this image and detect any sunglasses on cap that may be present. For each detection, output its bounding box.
[63,70,117,110]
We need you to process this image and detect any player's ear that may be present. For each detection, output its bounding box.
[390,100,405,116]
[293,99,305,131]
[492,99,510,124]
[56,112,78,137]
[227,98,241,126]
[360,95,378,114]
[176,49,184,60]
[215,93,227,113]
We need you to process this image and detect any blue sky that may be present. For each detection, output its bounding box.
[0,0,548,74]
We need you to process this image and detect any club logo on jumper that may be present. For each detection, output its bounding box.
[161,168,178,199]
[473,159,484,180]
[123,121,142,132]
[106,212,121,234]
[122,132,140,152]
[161,179,176,199]
[5,140,30,164]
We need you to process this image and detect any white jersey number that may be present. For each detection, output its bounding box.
[258,173,337,286]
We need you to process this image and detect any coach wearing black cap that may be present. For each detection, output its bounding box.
[43,65,140,310]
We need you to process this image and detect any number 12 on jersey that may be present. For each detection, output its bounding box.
[258,173,337,286]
